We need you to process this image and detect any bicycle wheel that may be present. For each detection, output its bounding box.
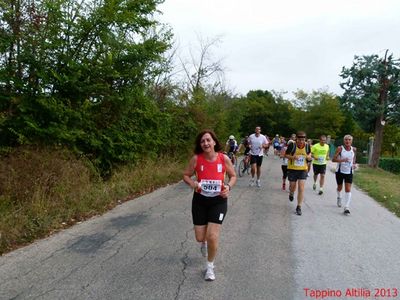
[238,159,245,177]
[246,161,251,174]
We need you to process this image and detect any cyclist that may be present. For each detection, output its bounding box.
[238,135,251,170]
[225,135,238,165]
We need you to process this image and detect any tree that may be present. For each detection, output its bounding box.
[340,51,400,167]
[239,90,276,136]
[178,35,226,98]
[290,90,345,139]
[0,0,172,174]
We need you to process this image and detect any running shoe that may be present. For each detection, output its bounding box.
[204,266,215,281]
[249,178,255,187]
[312,183,316,190]
[337,197,342,207]
[289,193,294,202]
[200,242,207,258]
[344,208,350,215]
[318,189,323,195]
[256,179,261,187]
[296,206,302,216]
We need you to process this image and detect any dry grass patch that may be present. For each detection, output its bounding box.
[0,147,185,255]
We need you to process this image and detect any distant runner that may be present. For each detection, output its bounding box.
[311,135,330,195]
[332,134,357,215]
[285,131,312,216]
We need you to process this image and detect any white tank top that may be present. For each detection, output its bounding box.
[336,146,354,174]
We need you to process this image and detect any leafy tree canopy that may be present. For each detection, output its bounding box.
[340,53,400,131]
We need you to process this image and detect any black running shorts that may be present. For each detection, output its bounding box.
[192,192,228,225]
[335,172,353,185]
[313,164,327,175]
[287,169,307,182]
[250,155,263,166]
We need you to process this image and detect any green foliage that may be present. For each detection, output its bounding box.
[239,90,278,136]
[290,90,345,138]
[379,157,400,174]
[382,124,400,155]
[0,0,172,174]
[340,53,400,131]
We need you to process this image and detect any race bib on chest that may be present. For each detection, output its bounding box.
[317,155,325,164]
[200,179,222,197]
[294,155,305,167]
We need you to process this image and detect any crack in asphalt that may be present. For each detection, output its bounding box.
[174,228,191,300]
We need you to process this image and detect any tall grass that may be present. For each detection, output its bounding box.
[0,147,186,255]
[354,165,400,217]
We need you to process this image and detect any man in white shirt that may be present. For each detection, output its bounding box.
[248,126,269,187]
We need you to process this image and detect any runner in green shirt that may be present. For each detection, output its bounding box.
[311,135,330,195]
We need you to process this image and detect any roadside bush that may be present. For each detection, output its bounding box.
[379,157,400,174]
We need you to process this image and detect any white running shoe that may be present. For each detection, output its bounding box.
[200,242,207,257]
[204,266,215,281]
[337,197,342,207]
[249,178,255,187]
[256,179,261,187]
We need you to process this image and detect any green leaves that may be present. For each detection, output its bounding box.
[0,0,171,175]
[340,52,400,130]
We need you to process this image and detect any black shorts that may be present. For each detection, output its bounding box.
[287,169,308,182]
[250,155,263,166]
[313,164,327,175]
[192,192,228,225]
[281,165,288,179]
[335,172,353,185]
[244,147,251,155]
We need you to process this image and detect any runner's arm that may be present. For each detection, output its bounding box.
[220,154,237,198]
[332,146,343,163]
[183,156,200,189]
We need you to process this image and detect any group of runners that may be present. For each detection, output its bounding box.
[183,127,357,281]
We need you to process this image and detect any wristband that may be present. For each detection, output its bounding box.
[226,183,231,191]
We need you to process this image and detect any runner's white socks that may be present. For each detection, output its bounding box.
[344,192,352,208]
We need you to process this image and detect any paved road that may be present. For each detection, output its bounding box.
[1,153,399,300]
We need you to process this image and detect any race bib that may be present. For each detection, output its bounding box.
[317,155,325,164]
[200,179,222,197]
[294,155,305,167]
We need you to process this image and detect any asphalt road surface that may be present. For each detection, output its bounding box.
[1,152,399,300]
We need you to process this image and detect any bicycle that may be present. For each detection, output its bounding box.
[238,154,251,177]
[227,151,238,168]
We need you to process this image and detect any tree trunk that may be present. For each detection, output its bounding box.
[369,115,384,168]
[369,50,389,168]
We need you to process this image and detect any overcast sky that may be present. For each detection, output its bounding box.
[158,0,400,97]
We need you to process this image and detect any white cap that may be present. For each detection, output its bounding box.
[229,135,235,139]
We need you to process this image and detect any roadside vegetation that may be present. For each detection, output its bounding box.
[0,147,186,255]
[354,165,400,217]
